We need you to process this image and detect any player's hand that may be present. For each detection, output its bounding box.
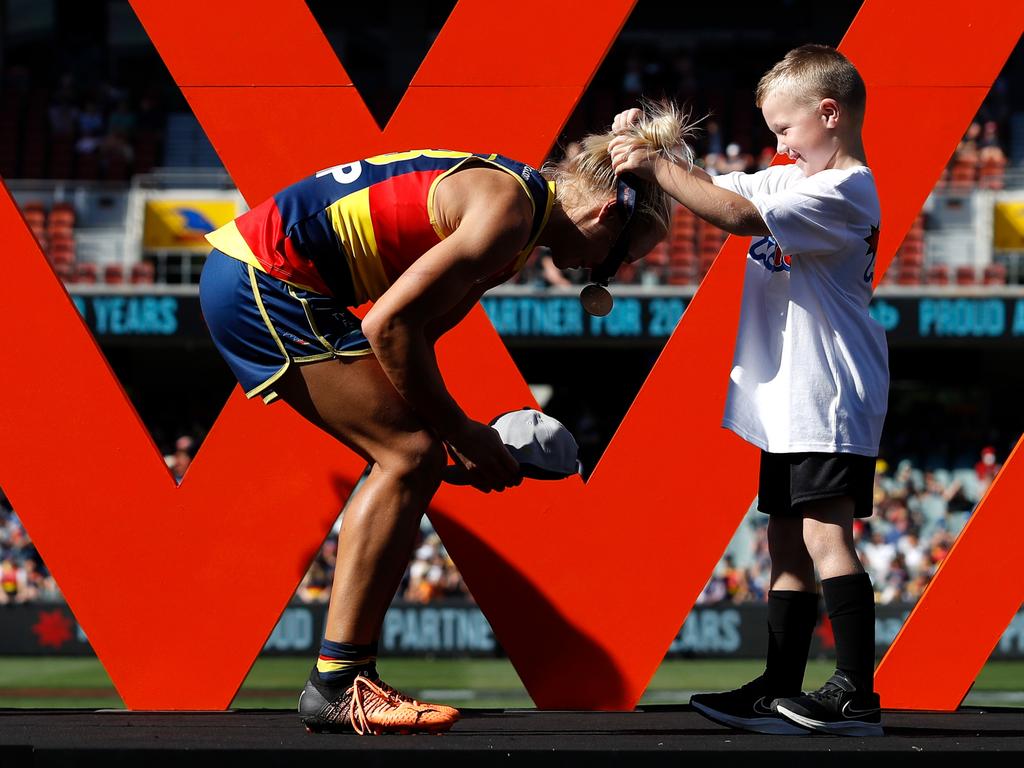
[609,135,657,182]
[446,420,522,493]
[612,108,642,134]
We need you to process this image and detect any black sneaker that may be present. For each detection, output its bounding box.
[690,676,807,735]
[774,670,883,736]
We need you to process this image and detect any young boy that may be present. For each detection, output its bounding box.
[610,45,887,736]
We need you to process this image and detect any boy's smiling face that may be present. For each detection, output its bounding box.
[760,89,840,176]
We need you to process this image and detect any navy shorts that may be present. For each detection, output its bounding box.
[199,248,372,403]
[757,451,876,519]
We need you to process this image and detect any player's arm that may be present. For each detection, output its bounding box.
[423,280,492,344]
[361,171,531,487]
[425,260,513,342]
[609,137,769,237]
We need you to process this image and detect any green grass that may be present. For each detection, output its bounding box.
[0,657,1020,709]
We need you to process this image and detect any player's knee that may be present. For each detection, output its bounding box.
[388,430,447,487]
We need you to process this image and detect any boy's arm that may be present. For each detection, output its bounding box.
[609,138,770,237]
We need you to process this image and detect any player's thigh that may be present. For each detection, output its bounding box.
[273,355,444,472]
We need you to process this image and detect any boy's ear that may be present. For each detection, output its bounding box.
[820,97,841,127]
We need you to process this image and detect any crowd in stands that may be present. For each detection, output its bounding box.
[0,489,60,604]
[5,41,1020,288]
[0,434,1009,608]
[1,66,164,181]
[0,433,198,605]
[297,529,468,605]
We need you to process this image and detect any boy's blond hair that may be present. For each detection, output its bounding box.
[756,44,866,117]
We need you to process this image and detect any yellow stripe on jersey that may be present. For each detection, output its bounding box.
[205,220,262,271]
[364,149,471,166]
[324,186,388,305]
[426,157,475,241]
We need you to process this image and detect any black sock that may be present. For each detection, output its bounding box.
[822,573,875,693]
[764,590,819,696]
[311,639,379,696]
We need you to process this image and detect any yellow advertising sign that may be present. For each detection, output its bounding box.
[143,200,237,252]
[994,201,1024,250]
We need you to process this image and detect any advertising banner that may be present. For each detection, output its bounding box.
[143,200,237,252]
[4,602,1024,660]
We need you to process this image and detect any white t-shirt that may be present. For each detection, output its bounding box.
[712,164,888,455]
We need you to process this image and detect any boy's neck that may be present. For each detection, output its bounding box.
[830,132,867,171]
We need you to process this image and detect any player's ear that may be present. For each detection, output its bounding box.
[596,197,618,224]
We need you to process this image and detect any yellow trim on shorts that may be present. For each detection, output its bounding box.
[287,286,374,359]
[245,269,374,402]
[244,264,293,400]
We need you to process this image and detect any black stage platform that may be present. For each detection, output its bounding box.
[1,707,1022,767]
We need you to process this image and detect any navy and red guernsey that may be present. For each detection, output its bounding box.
[206,150,555,304]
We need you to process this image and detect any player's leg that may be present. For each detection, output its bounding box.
[272,355,457,734]
[275,356,446,645]
[689,452,811,735]
[199,253,457,732]
[773,457,882,736]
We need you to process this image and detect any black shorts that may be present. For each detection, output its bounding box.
[757,451,876,518]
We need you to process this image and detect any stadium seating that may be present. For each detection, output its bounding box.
[955,265,977,285]
[130,261,156,284]
[103,264,125,284]
[75,262,97,283]
[926,263,950,285]
[983,263,1007,285]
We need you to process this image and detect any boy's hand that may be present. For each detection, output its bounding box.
[609,135,657,182]
[612,108,642,134]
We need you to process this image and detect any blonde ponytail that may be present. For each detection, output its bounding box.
[544,99,700,232]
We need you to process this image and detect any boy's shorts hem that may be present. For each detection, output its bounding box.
[757,451,876,519]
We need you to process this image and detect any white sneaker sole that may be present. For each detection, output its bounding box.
[691,699,808,735]
[774,704,883,737]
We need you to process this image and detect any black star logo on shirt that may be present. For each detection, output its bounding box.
[864,224,880,257]
[863,224,880,284]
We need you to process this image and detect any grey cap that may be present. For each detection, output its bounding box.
[490,408,580,480]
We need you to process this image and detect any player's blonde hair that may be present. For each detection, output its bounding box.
[756,44,866,117]
[543,99,698,234]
